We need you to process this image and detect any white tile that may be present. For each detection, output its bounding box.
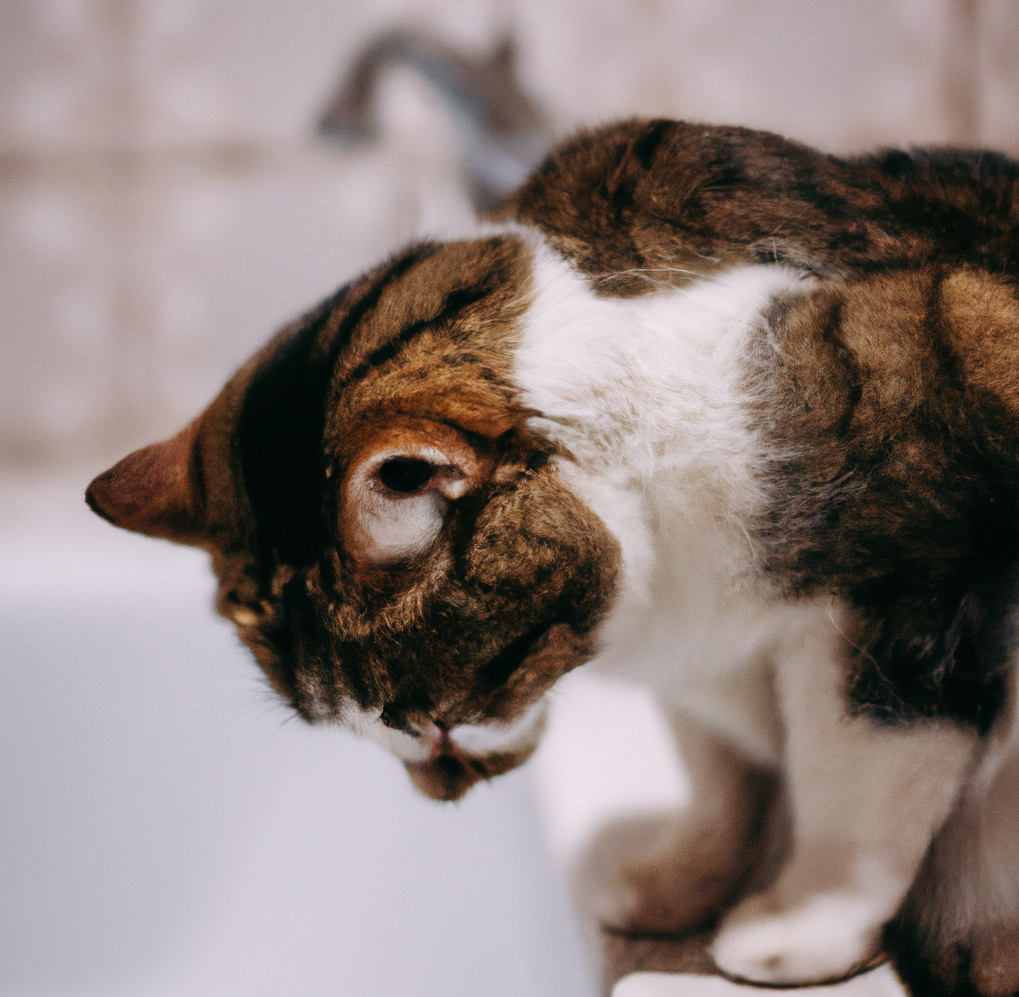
[0,0,132,155]
[0,137,474,465]
[128,0,509,148]
[977,0,1019,153]
[0,166,123,462]
[516,0,962,152]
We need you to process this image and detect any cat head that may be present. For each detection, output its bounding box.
[86,235,620,800]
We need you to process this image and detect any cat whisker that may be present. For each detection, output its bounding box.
[249,680,307,726]
[734,517,761,561]
[825,595,878,670]
[594,266,708,287]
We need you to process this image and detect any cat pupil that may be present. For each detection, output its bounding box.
[378,457,434,493]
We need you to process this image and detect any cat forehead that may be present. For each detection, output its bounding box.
[232,233,537,562]
[325,234,532,394]
[265,234,537,453]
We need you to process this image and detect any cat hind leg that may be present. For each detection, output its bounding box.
[893,729,1019,997]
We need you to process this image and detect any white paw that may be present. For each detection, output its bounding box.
[711,890,883,985]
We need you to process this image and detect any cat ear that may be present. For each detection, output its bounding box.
[85,420,208,545]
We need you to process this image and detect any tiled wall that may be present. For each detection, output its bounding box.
[2,0,1016,468]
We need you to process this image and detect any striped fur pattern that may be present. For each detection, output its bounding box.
[87,120,1019,994]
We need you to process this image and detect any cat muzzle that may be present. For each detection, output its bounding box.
[403,739,538,801]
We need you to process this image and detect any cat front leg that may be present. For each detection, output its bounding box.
[711,601,979,987]
[576,710,780,937]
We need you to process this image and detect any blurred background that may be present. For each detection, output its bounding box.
[1,1,1016,996]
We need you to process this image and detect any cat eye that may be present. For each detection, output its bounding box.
[342,428,485,564]
[377,457,435,494]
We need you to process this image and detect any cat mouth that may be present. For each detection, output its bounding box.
[396,687,549,801]
[403,743,537,801]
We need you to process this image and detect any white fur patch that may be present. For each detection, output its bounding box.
[336,697,548,765]
[512,238,813,761]
[711,882,889,984]
[450,697,548,756]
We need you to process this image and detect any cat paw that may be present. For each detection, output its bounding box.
[711,888,884,986]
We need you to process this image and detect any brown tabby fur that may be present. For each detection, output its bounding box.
[504,119,1019,295]
[754,269,1019,732]
[501,119,1019,734]
[88,119,1019,995]
[88,234,620,800]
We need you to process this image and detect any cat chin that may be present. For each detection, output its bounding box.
[400,705,548,801]
[340,695,549,800]
[404,742,538,802]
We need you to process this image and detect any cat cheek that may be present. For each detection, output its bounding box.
[449,698,549,757]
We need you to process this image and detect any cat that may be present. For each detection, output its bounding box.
[86,118,1019,995]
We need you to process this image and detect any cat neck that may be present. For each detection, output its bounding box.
[512,233,809,585]
[510,235,812,760]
